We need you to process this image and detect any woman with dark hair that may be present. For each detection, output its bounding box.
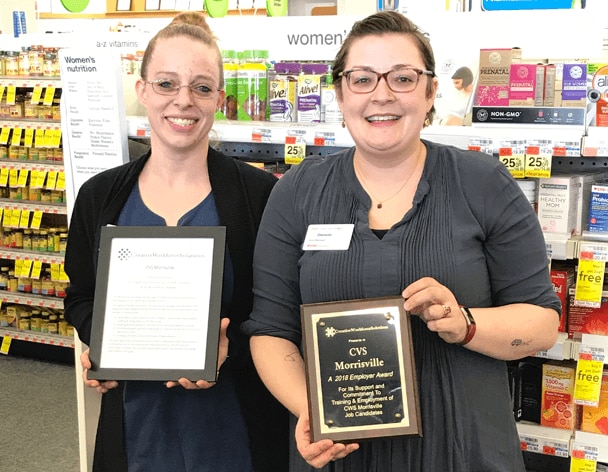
[245,11,559,472]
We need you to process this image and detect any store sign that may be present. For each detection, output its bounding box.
[481,0,585,10]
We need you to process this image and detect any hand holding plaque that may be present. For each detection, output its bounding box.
[301,296,421,443]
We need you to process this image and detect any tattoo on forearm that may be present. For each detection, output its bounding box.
[511,339,532,347]
[284,350,300,362]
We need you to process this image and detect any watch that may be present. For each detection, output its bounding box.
[457,306,476,345]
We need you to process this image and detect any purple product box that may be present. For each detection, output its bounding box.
[562,63,587,102]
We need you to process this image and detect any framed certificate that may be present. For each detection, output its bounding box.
[115,0,132,11]
[301,296,421,443]
[88,225,226,382]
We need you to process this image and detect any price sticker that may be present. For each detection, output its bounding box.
[2,209,11,227]
[51,263,60,281]
[570,457,597,472]
[0,168,8,187]
[31,86,43,104]
[56,171,65,191]
[574,254,605,308]
[17,169,29,187]
[1,335,12,355]
[519,435,540,453]
[284,135,306,165]
[21,259,33,278]
[313,131,336,146]
[31,260,42,280]
[24,128,34,147]
[498,146,525,179]
[19,210,30,229]
[34,128,45,148]
[9,168,18,187]
[251,128,272,143]
[50,129,62,148]
[46,171,58,190]
[30,211,43,230]
[0,127,10,146]
[10,127,23,147]
[574,345,605,407]
[42,86,56,107]
[0,85,5,101]
[525,145,552,178]
[14,259,24,277]
[6,86,16,106]
[10,211,20,228]
[59,263,69,282]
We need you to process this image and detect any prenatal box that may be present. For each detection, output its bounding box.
[475,48,522,107]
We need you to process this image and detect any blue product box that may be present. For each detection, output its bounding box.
[588,185,608,232]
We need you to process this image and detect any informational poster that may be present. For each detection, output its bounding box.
[58,48,129,221]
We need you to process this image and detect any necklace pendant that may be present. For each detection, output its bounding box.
[377,202,382,209]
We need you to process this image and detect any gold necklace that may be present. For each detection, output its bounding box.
[354,145,423,210]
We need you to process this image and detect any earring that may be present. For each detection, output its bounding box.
[424,117,431,127]
[341,120,346,128]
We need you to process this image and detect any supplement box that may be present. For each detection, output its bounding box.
[567,295,608,338]
[550,265,575,333]
[586,62,608,127]
[508,63,544,107]
[588,184,608,233]
[580,369,608,435]
[537,175,581,235]
[560,63,588,108]
[475,47,522,107]
[540,361,577,430]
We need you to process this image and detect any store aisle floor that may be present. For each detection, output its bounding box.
[0,355,80,472]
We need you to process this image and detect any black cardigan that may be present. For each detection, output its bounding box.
[64,148,288,472]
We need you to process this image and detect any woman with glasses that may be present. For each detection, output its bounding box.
[244,11,560,472]
[64,15,288,472]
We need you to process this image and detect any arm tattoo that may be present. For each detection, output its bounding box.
[510,338,532,347]
[284,350,300,362]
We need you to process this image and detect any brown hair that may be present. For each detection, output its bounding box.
[140,22,224,89]
[332,11,436,124]
[170,11,216,39]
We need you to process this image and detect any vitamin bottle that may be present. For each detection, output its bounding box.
[237,50,268,122]
[269,62,300,122]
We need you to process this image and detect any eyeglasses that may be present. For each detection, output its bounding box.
[338,67,434,94]
[145,79,220,100]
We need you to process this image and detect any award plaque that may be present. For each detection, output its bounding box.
[88,225,225,382]
[301,296,421,443]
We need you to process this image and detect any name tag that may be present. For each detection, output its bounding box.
[302,224,354,251]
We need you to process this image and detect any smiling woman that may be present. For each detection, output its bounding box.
[63,11,288,472]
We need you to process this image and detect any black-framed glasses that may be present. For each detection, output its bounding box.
[338,67,434,94]
[145,78,221,100]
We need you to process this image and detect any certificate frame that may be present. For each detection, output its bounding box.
[301,296,421,443]
[115,0,132,11]
[88,225,226,382]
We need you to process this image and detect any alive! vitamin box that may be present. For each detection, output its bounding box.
[580,369,608,435]
[541,362,576,430]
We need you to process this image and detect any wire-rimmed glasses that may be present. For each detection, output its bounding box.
[145,78,221,100]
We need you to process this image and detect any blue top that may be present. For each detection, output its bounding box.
[244,141,561,472]
[118,184,253,472]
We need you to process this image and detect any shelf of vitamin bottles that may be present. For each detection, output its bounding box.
[0,248,64,265]
[0,291,63,309]
[0,199,66,215]
[0,76,61,89]
[1,327,74,349]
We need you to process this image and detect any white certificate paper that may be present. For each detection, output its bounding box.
[88,226,226,381]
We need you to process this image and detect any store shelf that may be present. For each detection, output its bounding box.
[0,77,62,88]
[535,332,572,361]
[1,326,73,348]
[0,248,64,265]
[0,198,67,215]
[0,159,64,171]
[517,421,571,458]
[0,292,64,309]
[582,128,608,158]
[572,431,608,463]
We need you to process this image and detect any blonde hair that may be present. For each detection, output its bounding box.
[170,11,217,39]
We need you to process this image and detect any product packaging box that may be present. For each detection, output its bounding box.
[519,359,546,424]
[475,48,522,107]
[580,369,608,435]
[540,361,577,430]
[567,295,608,338]
[560,63,588,108]
[537,175,581,235]
[588,184,608,233]
[508,63,544,107]
[551,265,575,333]
[543,64,557,107]
[508,362,523,421]
[586,62,608,127]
